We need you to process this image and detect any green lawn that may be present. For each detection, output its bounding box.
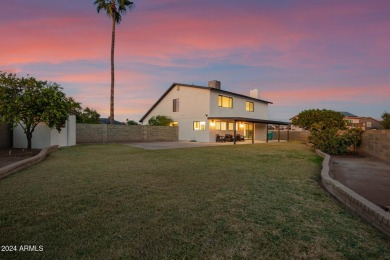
[0,142,389,259]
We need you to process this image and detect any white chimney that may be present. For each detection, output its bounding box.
[208,80,221,89]
[250,89,259,98]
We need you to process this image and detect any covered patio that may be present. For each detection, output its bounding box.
[208,117,290,144]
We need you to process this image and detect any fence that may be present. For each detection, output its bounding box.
[76,124,178,143]
[0,122,11,148]
[269,130,310,142]
[359,130,390,162]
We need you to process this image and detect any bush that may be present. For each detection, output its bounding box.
[311,128,362,155]
[148,115,173,126]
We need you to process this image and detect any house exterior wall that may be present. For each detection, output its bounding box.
[209,91,268,119]
[359,118,382,130]
[141,85,271,142]
[254,123,267,141]
[13,115,76,149]
[142,85,211,142]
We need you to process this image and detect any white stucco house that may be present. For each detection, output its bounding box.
[140,81,288,143]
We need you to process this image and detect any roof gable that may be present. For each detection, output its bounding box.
[139,83,273,122]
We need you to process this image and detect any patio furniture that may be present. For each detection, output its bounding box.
[216,134,225,142]
[225,134,234,142]
[236,134,245,141]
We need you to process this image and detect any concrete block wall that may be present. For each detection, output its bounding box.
[359,130,390,162]
[269,130,310,142]
[76,124,178,143]
[0,122,11,148]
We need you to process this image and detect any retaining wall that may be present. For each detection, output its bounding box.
[0,122,11,148]
[76,124,178,143]
[359,130,390,162]
[0,145,58,180]
[270,130,309,142]
[316,149,390,238]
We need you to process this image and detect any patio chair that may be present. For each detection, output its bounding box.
[216,134,225,142]
[225,134,234,142]
[236,134,245,141]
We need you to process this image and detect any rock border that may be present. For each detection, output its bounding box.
[316,149,390,238]
[0,145,58,180]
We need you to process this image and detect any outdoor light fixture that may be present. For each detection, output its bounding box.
[240,122,244,128]
[210,120,215,126]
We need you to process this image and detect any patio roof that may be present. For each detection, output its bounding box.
[207,117,290,125]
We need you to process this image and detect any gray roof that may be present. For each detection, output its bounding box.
[339,111,357,117]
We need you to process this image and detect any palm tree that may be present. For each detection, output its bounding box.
[94,0,135,124]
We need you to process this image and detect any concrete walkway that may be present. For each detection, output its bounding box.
[330,155,390,209]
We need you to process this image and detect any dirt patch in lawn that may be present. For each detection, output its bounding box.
[0,148,40,168]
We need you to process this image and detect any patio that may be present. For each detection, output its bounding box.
[126,140,287,150]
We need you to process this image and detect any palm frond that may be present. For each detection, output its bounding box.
[94,0,134,23]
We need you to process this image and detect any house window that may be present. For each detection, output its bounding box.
[228,123,234,130]
[366,122,371,127]
[193,121,206,131]
[173,99,179,112]
[246,101,254,112]
[221,122,227,130]
[215,121,221,130]
[218,95,233,108]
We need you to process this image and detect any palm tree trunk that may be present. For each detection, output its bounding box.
[110,14,116,124]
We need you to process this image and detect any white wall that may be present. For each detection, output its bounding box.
[141,85,270,142]
[254,123,267,141]
[142,85,211,142]
[209,91,269,119]
[13,115,76,149]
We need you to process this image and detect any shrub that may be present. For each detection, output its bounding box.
[311,128,362,155]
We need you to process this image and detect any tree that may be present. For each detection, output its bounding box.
[381,111,390,129]
[94,0,135,124]
[292,109,345,130]
[126,119,138,125]
[76,107,100,124]
[0,72,80,150]
[148,115,173,126]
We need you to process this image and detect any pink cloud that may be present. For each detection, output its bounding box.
[263,85,390,106]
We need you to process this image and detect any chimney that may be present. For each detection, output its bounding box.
[208,80,221,89]
[250,89,259,98]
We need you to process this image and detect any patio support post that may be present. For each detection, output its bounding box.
[266,124,269,143]
[278,125,280,142]
[252,122,255,144]
[234,120,237,145]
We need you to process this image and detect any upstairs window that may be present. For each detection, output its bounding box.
[246,101,254,112]
[173,99,179,112]
[218,95,233,108]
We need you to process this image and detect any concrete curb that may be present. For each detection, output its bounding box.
[0,145,58,180]
[316,149,390,238]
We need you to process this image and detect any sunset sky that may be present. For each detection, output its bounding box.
[1,0,389,122]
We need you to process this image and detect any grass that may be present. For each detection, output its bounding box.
[0,142,389,259]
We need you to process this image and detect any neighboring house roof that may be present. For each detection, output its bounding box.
[139,83,273,123]
[99,118,123,125]
[339,111,357,117]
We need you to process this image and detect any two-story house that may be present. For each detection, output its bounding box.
[139,80,288,142]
